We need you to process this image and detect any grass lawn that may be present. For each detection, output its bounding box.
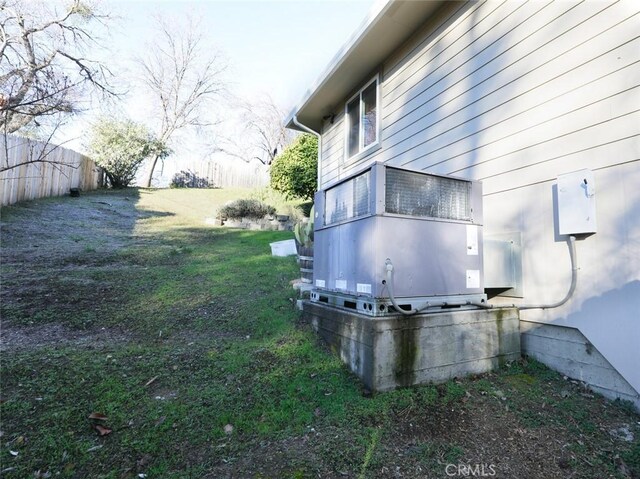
[1,188,638,479]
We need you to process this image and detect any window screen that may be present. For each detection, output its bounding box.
[385,168,471,221]
[325,171,370,225]
[346,98,360,158]
[362,82,377,148]
[346,76,379,158]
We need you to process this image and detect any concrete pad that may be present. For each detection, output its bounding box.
[303,302,520,391]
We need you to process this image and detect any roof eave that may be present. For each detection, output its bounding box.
[285,0,445,132]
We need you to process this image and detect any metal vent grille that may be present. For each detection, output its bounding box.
[385,168,471,221]
[325,171,370,225]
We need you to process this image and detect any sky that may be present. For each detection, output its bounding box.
[61,0,378,169]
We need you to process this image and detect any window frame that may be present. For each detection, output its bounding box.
[344,74,381,163]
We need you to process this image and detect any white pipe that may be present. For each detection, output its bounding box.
[517,235,578,310]
[292,115,322,190]
[385,235,579,315]
[470,235,578,311]
[385,259,441,316]
[384,259,415,315]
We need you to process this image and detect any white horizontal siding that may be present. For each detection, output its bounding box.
[383,0,544,117]
[484,161,640,397]
[320,111,345,187]
[376,2,638,171]
[383,1,479,84]
[382,14,639,166]
[316,0,640,397]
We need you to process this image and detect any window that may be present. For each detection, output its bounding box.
[345,76,379,159]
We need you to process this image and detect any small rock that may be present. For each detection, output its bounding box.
[609,425,634,442]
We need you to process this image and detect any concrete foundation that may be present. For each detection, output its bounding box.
[304,302,521,391]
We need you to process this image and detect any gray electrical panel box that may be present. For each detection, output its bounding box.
[311,163,486,315]
[557,169,597,235]
[484,232,523,298]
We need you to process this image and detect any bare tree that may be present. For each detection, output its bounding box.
[0,0,114,134]
[138,15,227,187]
[239,95,296,165]
[215,95,296,166]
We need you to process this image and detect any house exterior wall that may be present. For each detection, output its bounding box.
[317,1,640,404]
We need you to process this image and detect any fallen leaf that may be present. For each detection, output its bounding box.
[136,454,152,470]
[88,412,108,421]
[145,376,158,387]
[94,425,112,436]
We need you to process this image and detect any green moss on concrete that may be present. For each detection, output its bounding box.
[394,326,418,387]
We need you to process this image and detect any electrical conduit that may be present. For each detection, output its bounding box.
[385,235,578,315]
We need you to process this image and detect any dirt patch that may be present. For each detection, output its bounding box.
[202,434,330,479]
[0,190,181,345]
[381,395,567,478]
[0,322,131,352]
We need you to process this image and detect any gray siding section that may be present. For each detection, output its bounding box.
[320,1,639,190]
[521,321,640,410]
[320,111,345,187]
[317,1,640,398]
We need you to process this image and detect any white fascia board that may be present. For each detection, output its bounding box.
[285,0,444,132]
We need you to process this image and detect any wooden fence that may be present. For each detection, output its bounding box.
[170,159,269,189]
[0,135,103,206]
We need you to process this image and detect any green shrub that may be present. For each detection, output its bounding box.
[218,199,276,220]
[293,206,314,248]
[89,118,169,188]
[269,134,317,200]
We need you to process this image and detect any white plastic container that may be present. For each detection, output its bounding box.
[269,239,297,257]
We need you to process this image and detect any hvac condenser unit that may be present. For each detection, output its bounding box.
[311,163,486,315]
